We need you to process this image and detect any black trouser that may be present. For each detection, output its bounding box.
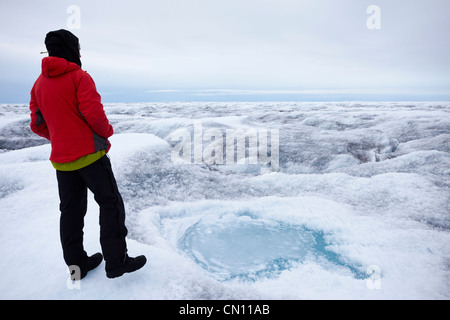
[56,155,128,273]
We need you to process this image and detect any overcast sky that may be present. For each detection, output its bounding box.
[1,0,449,102]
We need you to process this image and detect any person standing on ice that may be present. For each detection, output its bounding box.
[29,29,146,279]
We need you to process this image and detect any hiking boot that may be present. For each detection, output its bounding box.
[106,254,147,279]
[70,252,103,280]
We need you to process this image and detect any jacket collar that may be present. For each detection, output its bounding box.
[41,56,80,77]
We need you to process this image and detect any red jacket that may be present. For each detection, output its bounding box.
[30,57,112,163]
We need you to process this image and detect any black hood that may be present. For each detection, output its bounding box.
[45,29,81,67]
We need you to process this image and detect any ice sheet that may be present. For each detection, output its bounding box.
[0,101,448,299]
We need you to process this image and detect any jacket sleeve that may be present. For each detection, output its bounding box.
[29,85,50,140]
[77,72,113,139]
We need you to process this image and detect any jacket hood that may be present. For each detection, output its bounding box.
[45,29,82,67]
[41,56,80,77]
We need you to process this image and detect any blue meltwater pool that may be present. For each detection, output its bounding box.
[179,211,367,281]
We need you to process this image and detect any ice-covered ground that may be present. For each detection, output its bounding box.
[0,101,449,299]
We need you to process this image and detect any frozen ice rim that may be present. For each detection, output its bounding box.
[178,211,368,281]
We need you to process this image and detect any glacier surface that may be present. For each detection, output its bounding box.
[0,101,449,299]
